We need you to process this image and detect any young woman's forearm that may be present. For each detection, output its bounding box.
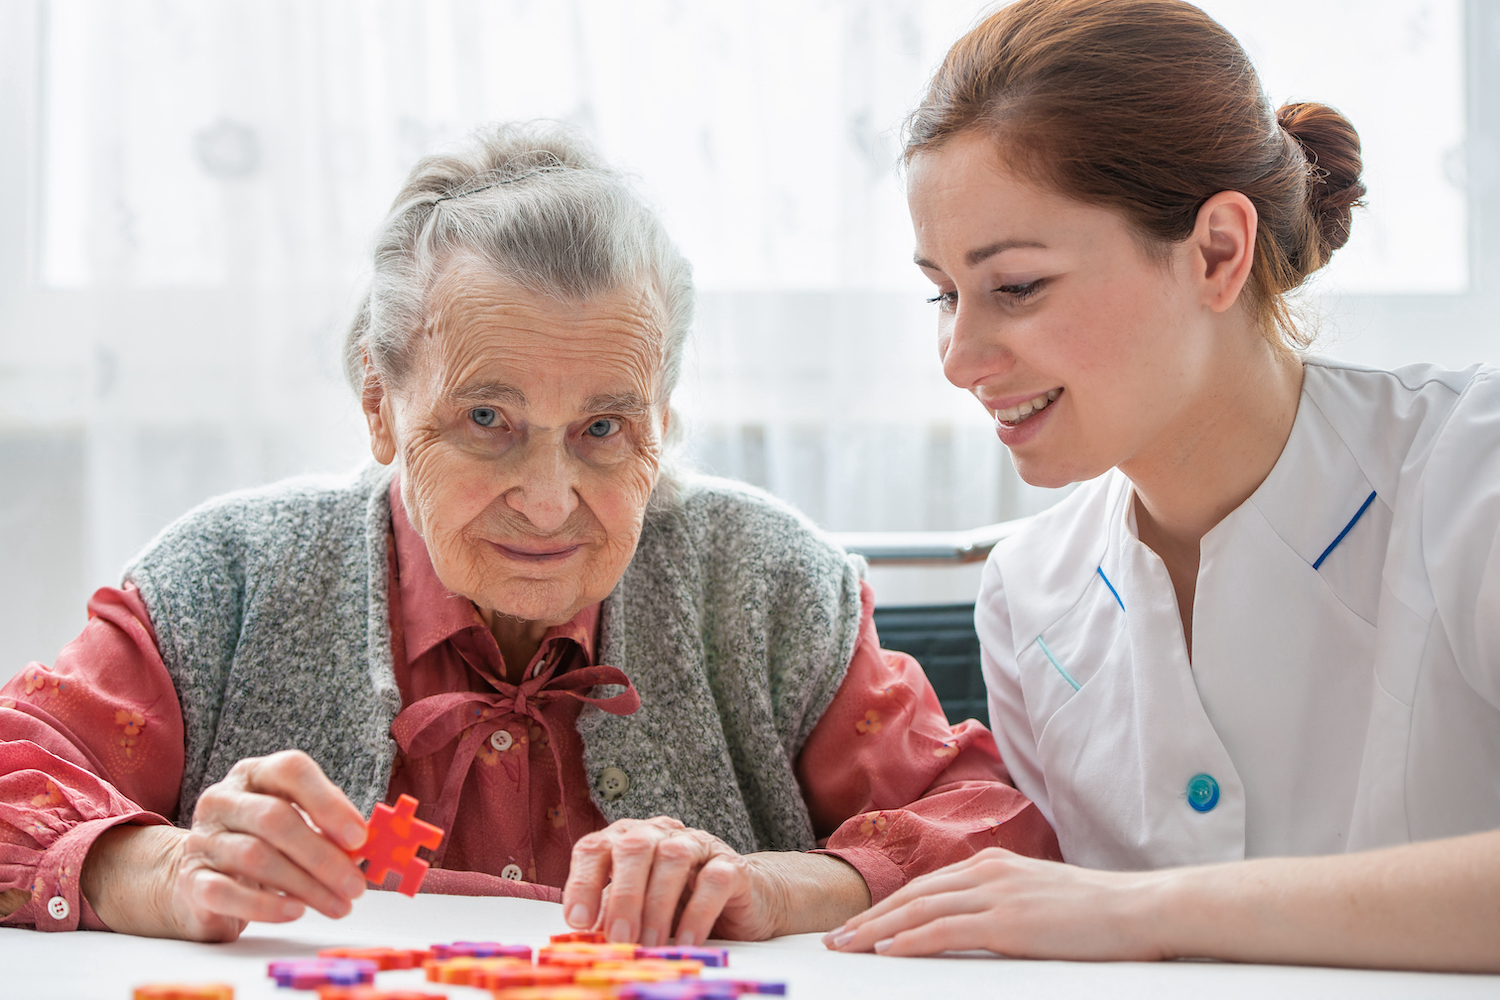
[1154,829,1500,972]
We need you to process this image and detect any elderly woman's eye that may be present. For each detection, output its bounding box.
[470,407,499,427]
[585,418,619,438]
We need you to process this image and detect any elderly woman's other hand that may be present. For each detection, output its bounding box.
[81,750,369,941]
[562,816,872,945]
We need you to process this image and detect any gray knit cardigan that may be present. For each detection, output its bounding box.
[124,464,865,855]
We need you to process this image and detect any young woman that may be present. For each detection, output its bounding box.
[825,0,1500,972]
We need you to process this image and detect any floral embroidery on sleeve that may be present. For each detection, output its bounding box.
[30,780,63,809]
[857,812,891,837]
[854,709,883,735]
[932,739,959,759]
[114,710,145,758]
[20,666,66,699]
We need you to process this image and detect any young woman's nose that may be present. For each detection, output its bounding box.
[940,302,1013,392]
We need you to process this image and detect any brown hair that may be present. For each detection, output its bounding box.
[905,0,1366,347]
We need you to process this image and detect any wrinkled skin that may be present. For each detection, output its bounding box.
[365,259,670,645]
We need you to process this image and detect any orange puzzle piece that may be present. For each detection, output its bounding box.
[133,986,233,1000]
[347,793,445,897]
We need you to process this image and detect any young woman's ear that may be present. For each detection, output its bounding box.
[1189,190,1258,314]
[362,352,398,466]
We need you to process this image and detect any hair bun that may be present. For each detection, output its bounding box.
[1277,102,1367,259]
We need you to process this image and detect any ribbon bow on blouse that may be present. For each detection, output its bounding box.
[390,662,640,867]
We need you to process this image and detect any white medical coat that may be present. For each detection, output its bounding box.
[979,358,1500,869]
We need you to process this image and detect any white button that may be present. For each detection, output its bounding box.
[597,767,630,801]
[46,895,69,921]
[500,864,524,881]
[489,729,513,752]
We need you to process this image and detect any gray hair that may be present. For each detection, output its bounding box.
[344,121,695,410]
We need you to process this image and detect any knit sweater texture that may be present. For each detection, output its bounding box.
[125,464,864,855]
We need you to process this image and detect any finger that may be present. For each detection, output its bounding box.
[195,784,366,905]
[837,850,1003,931]
[599,825,664,942]
[833,886,989,953]
[876,911,1003,958]
[183,865,306,926]
[199,831,352,919]
[243,751,368,850]
[639,832,707,948]
[674,854,746,947]
[563,832,617,929]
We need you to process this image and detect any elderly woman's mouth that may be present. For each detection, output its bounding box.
[489,541,586,563]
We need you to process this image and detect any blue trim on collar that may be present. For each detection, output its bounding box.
[1313,490,1378,570]
[1096,565,1125,612]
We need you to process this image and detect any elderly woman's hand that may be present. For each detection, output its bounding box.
[82,750,370,941]
[562,816,872,945]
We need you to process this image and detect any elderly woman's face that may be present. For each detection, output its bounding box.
[371,259,667,625]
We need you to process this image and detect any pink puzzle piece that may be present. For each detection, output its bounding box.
[347,794,445,896]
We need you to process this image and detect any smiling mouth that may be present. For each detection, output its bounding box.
[994,388,1062,426]
[490,542,585,563]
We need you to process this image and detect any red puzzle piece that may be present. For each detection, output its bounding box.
[347,793,445,896]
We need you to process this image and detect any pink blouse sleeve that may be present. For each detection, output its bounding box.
[0,585,182,931]
[796,582,1061,903]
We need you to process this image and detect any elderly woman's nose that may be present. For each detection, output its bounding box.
[505,442,580,532]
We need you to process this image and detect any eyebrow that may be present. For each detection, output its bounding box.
[441,381,527,407]
[913,238,1048,271]
[582,391,651,416]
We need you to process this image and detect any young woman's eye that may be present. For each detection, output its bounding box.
[585,418,619,438]
[925,290,958,311]
[470,407,499,427]
[997,279,1045,301]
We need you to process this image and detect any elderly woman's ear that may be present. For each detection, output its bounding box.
[361,354,399,466]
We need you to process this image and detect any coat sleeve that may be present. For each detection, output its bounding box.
[796,582,1060,903]
[0,585,181,931]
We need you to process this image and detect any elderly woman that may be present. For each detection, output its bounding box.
[0,124,1057,943]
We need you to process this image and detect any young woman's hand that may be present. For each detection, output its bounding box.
[822,847,1166,960]
[81,749,370,941]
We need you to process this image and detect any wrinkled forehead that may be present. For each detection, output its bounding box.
[415,256,667,407]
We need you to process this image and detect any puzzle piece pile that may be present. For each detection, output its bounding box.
[131,933,784,1000]
[412,932,782,998]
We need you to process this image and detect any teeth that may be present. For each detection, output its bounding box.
[994,389,1062,425]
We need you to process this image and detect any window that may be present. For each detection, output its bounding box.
[0,0,1486,674]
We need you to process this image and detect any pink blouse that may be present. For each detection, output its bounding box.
[0,479,1060,932]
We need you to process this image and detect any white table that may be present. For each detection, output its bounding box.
[2,892,1496,1000]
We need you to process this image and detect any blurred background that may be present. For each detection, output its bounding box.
[0,0,1495,683]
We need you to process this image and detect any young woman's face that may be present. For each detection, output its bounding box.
[906,132,1220,488]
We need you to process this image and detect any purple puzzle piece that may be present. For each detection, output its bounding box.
[267,958,377,989]
[431,941,533,960]
[637,945,731,968]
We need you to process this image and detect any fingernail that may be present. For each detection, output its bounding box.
[343,874,367,897]
[282,899,304,919]
[342,823,366,849]
[874,937,894,954]
[831,930,855,949]
[675,930,696,947]
[641,927,659,948]
[567,904,591,928]
[609,918,631,943]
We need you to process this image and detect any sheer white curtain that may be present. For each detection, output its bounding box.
[0,0,1482,677]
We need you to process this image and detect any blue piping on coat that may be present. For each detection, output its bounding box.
[1313,490,1377,570]
[1035,635,1081,692]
